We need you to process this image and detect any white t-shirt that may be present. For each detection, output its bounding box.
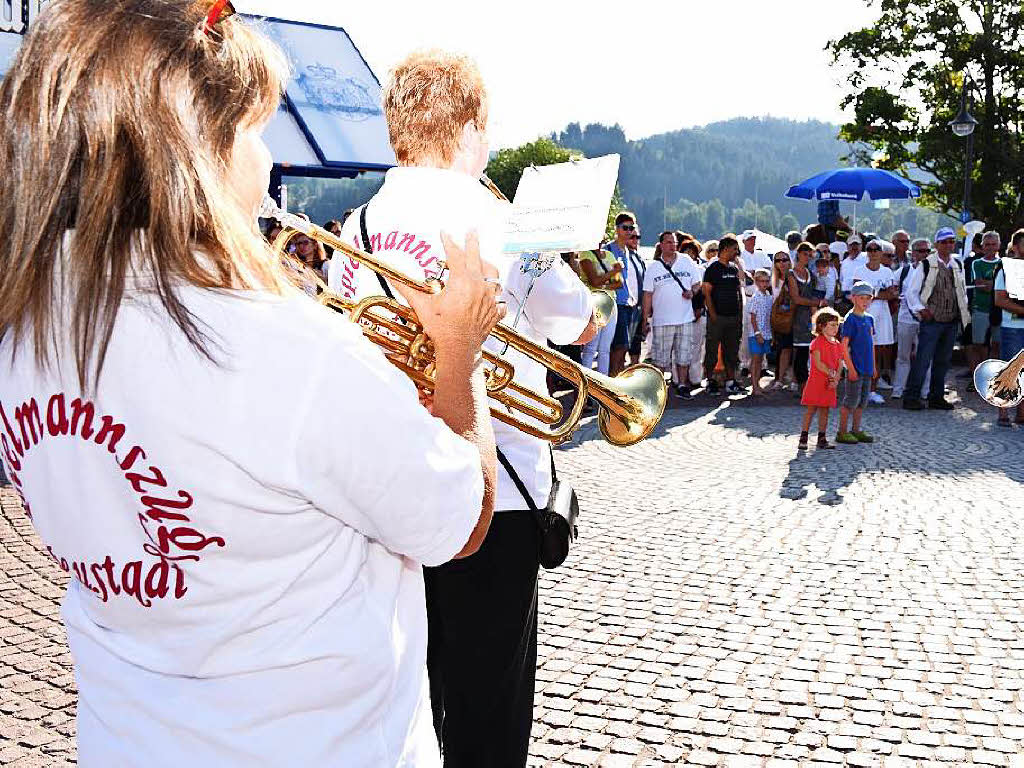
[897,263,920,325]
[840,255,871,292]
[0,276,484,766]
[331,166,591,510]
[642,255,701,326]
[741,250,772,296]
[847,262,896,298]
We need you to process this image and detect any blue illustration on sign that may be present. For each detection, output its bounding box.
[296,63,382,121]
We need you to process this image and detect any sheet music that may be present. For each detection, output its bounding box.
[1003,257,1024,300]
[501,155,620,254]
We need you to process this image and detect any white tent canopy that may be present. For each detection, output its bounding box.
[748,229,789,255]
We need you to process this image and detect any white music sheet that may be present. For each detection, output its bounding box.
[502,155,620,254]
[1002,257,1024,300]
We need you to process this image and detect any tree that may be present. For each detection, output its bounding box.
[485,137,580,201]
[828,0,1024,234]
[780,213,801,235]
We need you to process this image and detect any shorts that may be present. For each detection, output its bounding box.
[651,323,693,369]
[612,304,636,348]
[840,375,873,410]
[748,335,771,357]
[971,309,992,345]
[773,331,794,350]
[1002,325,1024,361]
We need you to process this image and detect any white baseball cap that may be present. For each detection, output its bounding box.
[847,234,863,245]
[741,230,757,241]
[829,241,847,257]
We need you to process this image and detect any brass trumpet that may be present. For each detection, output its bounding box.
[260,196,667,446]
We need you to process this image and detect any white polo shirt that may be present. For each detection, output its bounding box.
[331,166,592,510]
[0,275,484,766]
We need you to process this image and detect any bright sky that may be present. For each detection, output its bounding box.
[239,1,878,149]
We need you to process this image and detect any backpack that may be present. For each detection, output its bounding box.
[770,281,794,335]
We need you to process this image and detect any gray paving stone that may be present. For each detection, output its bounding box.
[5,395,1024,766]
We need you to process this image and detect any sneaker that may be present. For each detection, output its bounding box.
[852,430,874,443]
[891,389,903,399]
[928,398,954,411]
[708,381,721,395]
[816,435,836,449]
[876,378,893,390]
[836,432,859,444]
[798,432,809,450]
[726,381,744,395]
[903,398,924,411]
[676,384,693,400]
[788,382,799,393]
[868,392,885,405]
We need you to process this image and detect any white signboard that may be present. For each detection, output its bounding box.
[502,154,620,254]
[1002,257,1024,301]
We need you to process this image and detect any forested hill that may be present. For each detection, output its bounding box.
[289,117,951,241]
[553,118,852,239]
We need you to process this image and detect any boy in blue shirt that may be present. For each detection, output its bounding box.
[837,281,876,444]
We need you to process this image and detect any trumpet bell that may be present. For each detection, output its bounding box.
[975,358,1024,408]
[594,364,668,446]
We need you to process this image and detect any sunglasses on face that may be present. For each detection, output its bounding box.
[708,248,719,253]
[913,248,931,253]
[866,247,882,253]
[774,258,789,263]
[619,224,636,231]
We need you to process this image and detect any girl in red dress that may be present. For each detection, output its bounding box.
[799,308,849,449]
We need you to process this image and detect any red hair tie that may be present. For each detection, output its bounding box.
[202,0,235,36]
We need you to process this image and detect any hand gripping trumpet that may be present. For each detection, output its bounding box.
[260,196,667,446]
[974,350,1024,409]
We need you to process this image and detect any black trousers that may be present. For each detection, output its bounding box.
[424,510,541,768]
[794,345,810,386]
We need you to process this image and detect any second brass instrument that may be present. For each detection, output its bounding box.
[260,197,667,446]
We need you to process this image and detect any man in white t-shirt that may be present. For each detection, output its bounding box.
[642,231,702,399]
[330,50,596,767]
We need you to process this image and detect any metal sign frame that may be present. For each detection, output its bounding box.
[241,13,395,181]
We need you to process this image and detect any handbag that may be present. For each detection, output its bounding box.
[770,281,794,335]
[496,448,578,570]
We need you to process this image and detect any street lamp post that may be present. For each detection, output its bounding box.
[949,78,979,225]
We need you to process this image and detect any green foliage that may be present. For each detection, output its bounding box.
[828,0,1024,233]
[484,137,580,200]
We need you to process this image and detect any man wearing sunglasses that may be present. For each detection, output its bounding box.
[902,227,970,410]
[607,213,643,377]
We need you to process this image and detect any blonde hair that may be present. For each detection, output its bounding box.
[0,0,289,388]
[384,49,488,165]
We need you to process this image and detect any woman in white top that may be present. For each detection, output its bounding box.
[0,2,504,766]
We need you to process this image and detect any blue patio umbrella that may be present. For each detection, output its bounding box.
[785,167,921,235]
[785,167,921,202]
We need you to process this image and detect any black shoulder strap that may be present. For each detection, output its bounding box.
[594,249,610,273]
[358,203,395,300]
[495,447,557,513]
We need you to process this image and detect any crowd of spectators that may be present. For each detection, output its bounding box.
[265,207,1024,435]
[572,212,1024,435]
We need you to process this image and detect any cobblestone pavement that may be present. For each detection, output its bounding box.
[3,378,1024,766]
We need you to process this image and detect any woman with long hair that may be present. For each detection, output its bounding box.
[0,1,503,764]
[770,250,795,390]
[787,242,828,391]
